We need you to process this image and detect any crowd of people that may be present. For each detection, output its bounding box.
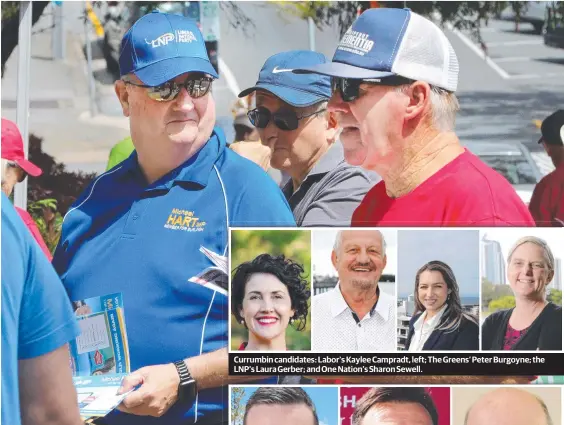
[2,5,563,425]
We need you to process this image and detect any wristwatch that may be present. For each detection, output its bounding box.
[173,360,197,406]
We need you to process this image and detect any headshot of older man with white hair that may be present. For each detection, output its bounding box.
[312,229,396,351]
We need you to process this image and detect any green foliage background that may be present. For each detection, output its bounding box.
[482,278,562,317]
[230,230,311,350]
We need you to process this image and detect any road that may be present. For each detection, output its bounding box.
[2,3,563,176]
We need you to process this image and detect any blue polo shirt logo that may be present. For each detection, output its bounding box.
[164,208,206,232]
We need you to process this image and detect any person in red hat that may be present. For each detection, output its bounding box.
[2,118,52,260]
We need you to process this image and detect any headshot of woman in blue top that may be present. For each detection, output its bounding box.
[231,253,310,351]
[406,260,479,351]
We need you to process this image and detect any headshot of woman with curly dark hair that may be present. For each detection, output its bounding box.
[231,253,310,351]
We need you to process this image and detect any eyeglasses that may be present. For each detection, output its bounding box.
[123,74,213,102]
[331,76,415,102]
[247,106,326,131]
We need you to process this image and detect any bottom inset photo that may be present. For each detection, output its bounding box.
[452,386,561,425]
[340,387,449,425]
[230,386,338,425]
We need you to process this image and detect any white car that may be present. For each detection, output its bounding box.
[463,141,543,205]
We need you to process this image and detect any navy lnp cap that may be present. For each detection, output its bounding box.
[238,50,331,107]
[539,110,564,146]
[293,8,459,92]
[119,11,219,86]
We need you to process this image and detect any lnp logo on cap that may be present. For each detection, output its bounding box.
[338,28,374,56]
[145,30,197,48]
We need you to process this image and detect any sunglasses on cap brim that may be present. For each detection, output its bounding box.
[331,75,416,102]
[247,106,326,131]
[123,73,214,102]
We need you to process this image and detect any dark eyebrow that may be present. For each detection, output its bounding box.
[247,290,285,295]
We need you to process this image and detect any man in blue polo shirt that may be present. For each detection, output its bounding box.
[52,11,295,425]
[2,194,82,425]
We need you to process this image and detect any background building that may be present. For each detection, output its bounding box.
[482,235,506,285]
[554,258,562,291]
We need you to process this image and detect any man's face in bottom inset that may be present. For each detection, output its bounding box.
[361,402,433,425]
[245,403,316,425]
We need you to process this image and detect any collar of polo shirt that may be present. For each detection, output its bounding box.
[330,282,391,321]
[116,128,225,188]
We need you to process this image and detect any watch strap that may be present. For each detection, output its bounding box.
[174,360,192,383]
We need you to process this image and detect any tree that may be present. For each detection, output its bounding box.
[548,289,562,306]
[489,295,515,312]
[1,1,50,76]
[274,1,547,46]
[231,387,246,425]
[481,277,495,308]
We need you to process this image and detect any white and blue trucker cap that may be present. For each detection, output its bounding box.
[293,8,459,92]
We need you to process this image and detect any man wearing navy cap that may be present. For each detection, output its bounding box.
[238,50,378,226]
[53,11,295,425]
[529,109,564,226]
[294,8,534,227]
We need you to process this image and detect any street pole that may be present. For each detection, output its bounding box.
[308,17,315,51]
[84,16,97,117]
[14,1,32,210]
[52,2,65,60]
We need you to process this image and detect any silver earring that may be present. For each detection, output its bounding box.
[240,319,245,325]
[290,318,294,324]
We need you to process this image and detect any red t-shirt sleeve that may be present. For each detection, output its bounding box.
[529,178,552,226]
[15,207,53,261]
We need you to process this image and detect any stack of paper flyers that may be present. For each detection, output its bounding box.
[69,292,130,376]
[74,375,133,421]
[69,292,131,419]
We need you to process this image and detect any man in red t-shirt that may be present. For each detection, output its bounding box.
[293,8,534,226]
[529,110,564,227]
[2,118,52,260]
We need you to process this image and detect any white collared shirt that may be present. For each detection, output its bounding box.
[408,303,448,352]
[312,283,396,352]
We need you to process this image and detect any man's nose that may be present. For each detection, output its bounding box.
[357,249,369,263]
[328,90,350,114]
[173,87,195,111]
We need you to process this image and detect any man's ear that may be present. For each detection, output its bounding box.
[331,250,338,270]
[115,80,130,117]
[403,81,431,123]
[326,111,339,144]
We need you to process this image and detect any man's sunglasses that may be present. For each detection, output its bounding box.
[247,106,326,131]
[123,74,213,102]
[331,76,415,102]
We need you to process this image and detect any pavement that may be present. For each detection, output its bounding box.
[1,2,130,174]
[1,3,563,177]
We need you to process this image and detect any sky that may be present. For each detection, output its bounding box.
[397,230,480,297]
[235,386,338,425]
[482,228,564,286]
[311,229,398,278]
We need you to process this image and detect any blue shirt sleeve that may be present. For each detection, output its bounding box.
[230,174,296,227]
[2,195,80,359]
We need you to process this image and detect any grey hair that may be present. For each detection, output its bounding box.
[507,236,555,273]
[464,393,553,425]
[395,84,459,132]
[303,100,329,117]
[333,230,387,257]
